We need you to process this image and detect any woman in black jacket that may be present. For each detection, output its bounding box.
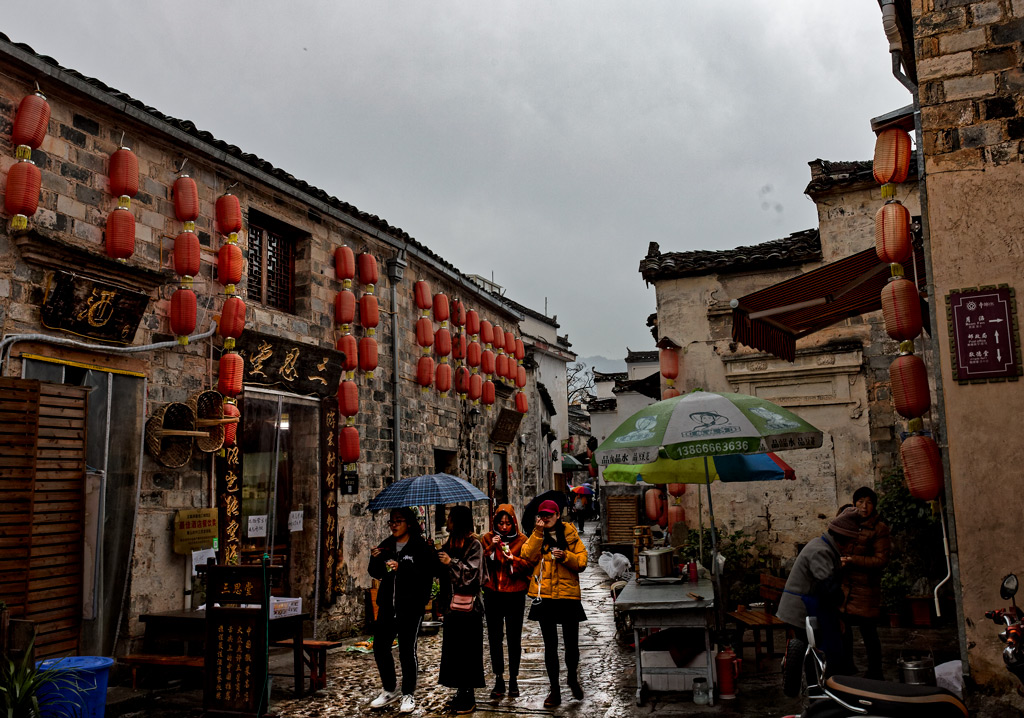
[368,507,437,714]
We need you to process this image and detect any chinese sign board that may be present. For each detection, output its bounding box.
[489,408,523,445]
[946,286,1022,384]
[236,333,343,397]
[216,446,244,566]
[173,508,219,554]
[41,270,149,344]
[321,402,341,606]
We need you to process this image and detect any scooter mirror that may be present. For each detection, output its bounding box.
[1001,573,1019,601]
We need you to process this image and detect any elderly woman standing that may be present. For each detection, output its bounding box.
[437,505,487,714]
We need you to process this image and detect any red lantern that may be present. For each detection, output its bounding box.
[452,300,466,327]
[875,202,911,264]
[5,159,40,229]
[417,355,435,392]
[901,433,943,500]
[433,293,450,323]
[873,128,912,185]
[170,288,197,343]
[881,278,922,341]
[340,425,360,465]
[668,483,686,497]
[109,147,139,198]
[516,365,526,388]
[468,341,482,370]
[174,231,201,279]
[469,373,483,402]
[222,401,240,447]
[435,327,451,358]
[660,348,679,382]
[455,366,470,397]
[481,349,495,377]
[12,92,50,149]
[338,333,358,372]
[496,354,509,382]
[667,504,686,529]
[217,243,244,292]
[335,290,356,328]
[480,320,494,346]
[890,353,930,418]
[414,280,432,311]
[219,296,246,349]
[215,193,242,235]
[218,352,244,397]
[360,294,380,334]
[452,333,467,362]
[359,336,379,376]
[515,391,528,413]
[358,252,379,287]
[173,176,200,222]
[335,246,355,287]
[436,362,452,396]
[466,310,480,336]
[338,380,359,419]
[504,331,515,354]
[482,379,495,406]
[644,488,665,522]
[662,388,681,400]
[492,325,505,352]
[514,338,525,362]
[105,207,135,260]
[416,317,434,350]
[505,355,517,382]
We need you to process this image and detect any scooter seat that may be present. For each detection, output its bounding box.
[823,675,967,718]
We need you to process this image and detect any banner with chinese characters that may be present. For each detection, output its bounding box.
[216,446,243,566]
[236,332,344,397]
[321,400,341,605]
[173,508,219,555]
[41,270,149,344]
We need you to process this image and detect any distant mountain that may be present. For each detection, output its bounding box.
[578,355,625,374]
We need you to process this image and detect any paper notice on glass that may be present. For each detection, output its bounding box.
[192,547,216,576]
[248,514,268,538]
[288,510,304,532]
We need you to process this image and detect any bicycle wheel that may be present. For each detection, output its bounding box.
[782,637,807,698]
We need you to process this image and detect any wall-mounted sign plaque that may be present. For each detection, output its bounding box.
[41,270,149,344]
[235,333,343,397]
[946,285,1022,384]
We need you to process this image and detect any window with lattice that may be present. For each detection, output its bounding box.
[247,212,298,313]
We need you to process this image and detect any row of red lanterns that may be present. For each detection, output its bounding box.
[105,141,138,261]
[5,89,48,231]
[215,191,245,447]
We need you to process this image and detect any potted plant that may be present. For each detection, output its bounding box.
[0,638,85,718]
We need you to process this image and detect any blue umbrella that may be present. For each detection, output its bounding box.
[367,473,489,511]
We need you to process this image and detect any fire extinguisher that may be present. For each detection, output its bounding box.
[715,645,741,700]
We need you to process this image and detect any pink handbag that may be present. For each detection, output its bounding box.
[450,593,475,612]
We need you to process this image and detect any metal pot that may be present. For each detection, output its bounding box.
[639,547,675,578]
[897,654,936,686]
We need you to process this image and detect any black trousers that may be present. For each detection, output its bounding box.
[840,614,882,677]
[539,619,579,689]
[374,608,422,695]
[483,589,526,678]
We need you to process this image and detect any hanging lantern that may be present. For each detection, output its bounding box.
[416,356,434,393]
[496,353,509,383]
[170,288,197,344]
[516,365,526,389]
[340,425,360,466]
[660,348,679,386]
[435,327,452,359]
[416,316,434,352]
[12,92,50,150]
[359,336,379,377]
[480,320,494,347]
[215,193,242,236]
[218,296,246,350]
[455,366,470,399]
[5,159,40,230]
[109,147,139,200]
[337,334,358,378]
[504,331,516,355]
[515,391,528,413]
[873,128,912,185]
[105,207,135,260]
[335,246,355,288]
[469,373,483,403]
[174,231,201,283]
[662,388,681,400]
[481,349,495,377]
[901,433,943,500]
[433,293,450,324]
[452,300,466,328]
[875,201,912,264]
[436,362,452,397]
[359,294,380,336]
[335,290,356,330]
[667,483,686,497]
[482,379,495,407]
[644,488,664,522]
[466,310,480,337]
[881,278,923,341]
[468,341,482,371]
[358,252,379,290]
[222,401,240,447]
[890,351,930,419]
[514,338,525,363]
[505,354,518,382]
[414,280,432,313]
[492,325,505,352]
[667,504,686,529]
[217,243,244,293]
[218,352,244,397]
[452,333,467,363]
[173,175,200,222]
[338,380,359,422]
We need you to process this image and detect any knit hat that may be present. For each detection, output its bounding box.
[537,500,560,516]
[852,486,878,505]
[828,507,861,539]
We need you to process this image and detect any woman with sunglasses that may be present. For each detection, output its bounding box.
[368,507,437,714]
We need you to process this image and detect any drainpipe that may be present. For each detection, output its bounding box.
[880,0,917,94]
[386,251,408,484]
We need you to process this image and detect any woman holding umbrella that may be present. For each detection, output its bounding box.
[437,505,487,714]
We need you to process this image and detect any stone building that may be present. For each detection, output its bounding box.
[0,34,551,659]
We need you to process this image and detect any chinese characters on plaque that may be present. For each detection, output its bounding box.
[236,333,343,398]
[41,270,149,344]
[216,446,243,566]
[947,286,1022,384]
[321,402,341,606]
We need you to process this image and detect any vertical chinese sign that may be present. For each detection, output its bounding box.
[216,445,243,566]
[321,401,340,606]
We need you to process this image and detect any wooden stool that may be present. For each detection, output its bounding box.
[271,639,344,691]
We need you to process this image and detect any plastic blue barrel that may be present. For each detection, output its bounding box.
[35,656,114,718]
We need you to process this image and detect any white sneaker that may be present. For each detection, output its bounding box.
[370,689,401,709]
[399,694,415,713]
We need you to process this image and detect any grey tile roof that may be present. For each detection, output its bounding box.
[587,397,617,412]
[626,350,658,363]
[804,155,918,198]
[639,230,821,282]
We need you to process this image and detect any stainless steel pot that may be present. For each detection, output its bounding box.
[639,547,675,578]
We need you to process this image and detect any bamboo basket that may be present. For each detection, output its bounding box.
[145,402,200,468]
[189,390,228,453]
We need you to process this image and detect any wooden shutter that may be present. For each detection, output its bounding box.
[0,378,88,658]
[606,494,639,544]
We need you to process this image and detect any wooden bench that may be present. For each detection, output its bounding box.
[120,654,204,689]
[271,639,344,691]
[726,574,791,669]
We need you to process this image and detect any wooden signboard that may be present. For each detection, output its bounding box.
[321,401,341,606]
[216,446,244,566]
[41,270,149,344]
[489,407,523,445]
[946,285,1022,384]
[235,333,344,398]
[173,508,219,555]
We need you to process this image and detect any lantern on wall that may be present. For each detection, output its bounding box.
[874,201,911,263]
[338,380,359,423]
[218,352,244,397]
[12,92,50,150]
[5,158,41,231]
[335,290,356,331]
[480,320,494,347]
[105,207,135,260]
[452,299,466,328]
[173,175,200,222]
[174,231,201,284]
[109,146,139,202]
[662,388,681,400]
[515,338,525,363]
[667,483,686,497]
[455,366,470,400]
[467,341,482,372]
[873,128,912,187]
[504,331,515,355]
[340,426,360,467]
[466,310,480,337]
[358,252,379,290]
[481,379,495,408]
[170,288,197,344]
[667,504,686,530]
[881,277,923,341]
[222,400,240,447]
[660,348,679,389]
[901,429,943,501]
[516,365,526,389]
[416,317,434,353]
[360,294,380,336]
[491,325,505,353]
[337,334,358,378]
[435,327,452,360]
[218,296,246,350]
[217,243,244,294]
[481,349,495,378]
[890,348,930,419]
[215,193,242,237]
[359,336,379,377]
[452,333,467,364]
[644,488,665,522]
[433,293,450,325]
[515,391,528,413]
[495,354,509,384]
[414,280,432,314]
[469,373,483,403]
[417,355,435,392]
[436,362,452,397]
[335,246,355,288]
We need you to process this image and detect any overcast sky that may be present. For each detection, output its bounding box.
[5,2,911,362]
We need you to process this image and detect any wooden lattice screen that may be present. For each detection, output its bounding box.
[606,494,640,544]
[0,377,88,658]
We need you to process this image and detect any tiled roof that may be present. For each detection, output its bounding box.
[612,370,661,401]
[639,230,821,282]
[804,156,918,198]
[537,382,557,417]
[500,295,559,328]
[626,350,658,364]
[588,397,617,412]
[593,370,627,382]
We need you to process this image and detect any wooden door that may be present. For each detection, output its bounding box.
[605,494,640,544]
[0,377,88,658]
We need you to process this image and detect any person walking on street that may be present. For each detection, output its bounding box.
[839,487,891,679]
[573,494,588,534]
[437,505,487,714]
[368,507,437,714]
[520,499,588,708]
[480,503,532,700]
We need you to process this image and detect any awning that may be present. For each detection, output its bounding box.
[730,244,927,362]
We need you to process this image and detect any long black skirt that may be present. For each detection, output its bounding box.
[439,608,486,689]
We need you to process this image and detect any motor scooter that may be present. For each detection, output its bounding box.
[985,572,1024,687]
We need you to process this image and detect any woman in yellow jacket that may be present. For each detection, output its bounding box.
[520,499,588,708]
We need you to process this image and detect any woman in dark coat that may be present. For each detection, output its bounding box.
[437,505,487,714]
[839,486,891,679]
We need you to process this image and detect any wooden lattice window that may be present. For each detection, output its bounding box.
[247,214,297,313]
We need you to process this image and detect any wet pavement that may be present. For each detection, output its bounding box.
[108,525,1023,717]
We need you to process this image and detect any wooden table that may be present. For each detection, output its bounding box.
[614,578,716,706]
[139,609,309,696]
